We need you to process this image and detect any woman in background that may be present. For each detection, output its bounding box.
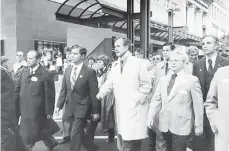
[96,55,116,143]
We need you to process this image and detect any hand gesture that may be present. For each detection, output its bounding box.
[47,115,53,119]
[54,108,61,115]
[96,93,103,100]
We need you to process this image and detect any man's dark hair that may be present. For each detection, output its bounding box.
[202,35,219,44]
[88,55,96,61]
[64,47,71,54]
[134,48,144,55]
[163,42,176,51]
[70,45,87,57]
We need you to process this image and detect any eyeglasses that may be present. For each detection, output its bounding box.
[152,57,161,61]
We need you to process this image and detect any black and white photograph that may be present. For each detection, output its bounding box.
[1,0,229,151]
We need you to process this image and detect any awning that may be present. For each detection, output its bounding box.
[51,0,202,46]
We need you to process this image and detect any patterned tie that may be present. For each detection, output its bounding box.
[208,59,214,75]
[167,73,177,95]
[120,60,124,74]
[71,67,77,89]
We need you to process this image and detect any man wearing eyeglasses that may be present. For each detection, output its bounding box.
[147,42,175,151]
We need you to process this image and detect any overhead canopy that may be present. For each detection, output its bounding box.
[52,0,202,46]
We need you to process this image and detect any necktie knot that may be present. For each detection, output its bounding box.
[208,59,212,64]
[171,73,177,79]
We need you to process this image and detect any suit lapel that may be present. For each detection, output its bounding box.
[67,66,73,90]
[168,76,183,102]
[214,55,223,73]
[198,58,206,88]
[73,64,87,90]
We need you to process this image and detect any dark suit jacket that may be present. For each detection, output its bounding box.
[193,55,229,101]
[57,64,100,118]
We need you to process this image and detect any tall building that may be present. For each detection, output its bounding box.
[207,0,229,38]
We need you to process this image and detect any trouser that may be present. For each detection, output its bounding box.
[191,115,214,151]
[62,120,73,139]
[162,131,189,151]
[119,135,142,151]
[148,128,167,151]
[70,117,98,151]
[42,136,57,149]
[108,128,115,139]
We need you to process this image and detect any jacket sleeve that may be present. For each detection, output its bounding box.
[204,69,219,132]
[134,60,152,104]
[191,77,204,129]
[44,72,56,115]
[147,79,162,127]
[56,70,67,109]
[98,68,114,98]
[88,69,100,114]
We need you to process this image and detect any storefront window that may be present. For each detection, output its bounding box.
[34,40,66,72]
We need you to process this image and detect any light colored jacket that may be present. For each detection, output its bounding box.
[148,70,204,136]
[205,66,229,145]
[98,52,152,140]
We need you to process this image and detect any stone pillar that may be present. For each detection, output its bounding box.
[187,4,196,35]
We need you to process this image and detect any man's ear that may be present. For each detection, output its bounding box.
[81,54,86,60]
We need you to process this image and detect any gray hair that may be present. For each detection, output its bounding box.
[172,47,190,63]
[187,46,199,55]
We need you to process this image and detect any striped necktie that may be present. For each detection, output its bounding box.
[71,67,77,89]
[167,73,177,95]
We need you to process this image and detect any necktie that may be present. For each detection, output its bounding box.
[165,62,169,75]
[167,73,177,95]
[71,67,77,89]
[208,59,214,74]
[120,60,124,74]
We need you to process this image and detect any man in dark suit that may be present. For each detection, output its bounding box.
[56,45,100,151]
[15,50,59,151]
[192,35,229,151]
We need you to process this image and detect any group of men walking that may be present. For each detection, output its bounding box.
[1,35,229,151]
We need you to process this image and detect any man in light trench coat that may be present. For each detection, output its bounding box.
[97,37,152,151]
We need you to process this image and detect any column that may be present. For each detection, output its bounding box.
[127,0,134,52]
[140,0,150,58]
[187,3,196,35]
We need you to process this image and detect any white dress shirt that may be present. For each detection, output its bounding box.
[70,62,83,80]
[205,52,217,69]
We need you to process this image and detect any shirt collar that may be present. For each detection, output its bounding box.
[169,69,185,77]
[30,63,40,73]
[73,62,83,70]
[120,51,131,63]
[206,52,217,63]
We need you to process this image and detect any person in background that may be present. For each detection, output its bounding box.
[56,51,63,72]
[192,35,229,151]
[187,46,199,64]
[96,55,115,143]
[148,42,176,151]
[1,56,13,74]
[204,65,229,151]
[134,48,144,59]
[13,51,27,74]
[97,37,152,151]
[15,50,59,151]
[88,55,96,68]
[1,65,28,151]
[148,50,204,151]
[216,47,223,56]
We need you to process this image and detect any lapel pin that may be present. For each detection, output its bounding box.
[79,75,83,78]
[200,69,202,72]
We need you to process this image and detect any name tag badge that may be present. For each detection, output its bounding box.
[31,77,38,81]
